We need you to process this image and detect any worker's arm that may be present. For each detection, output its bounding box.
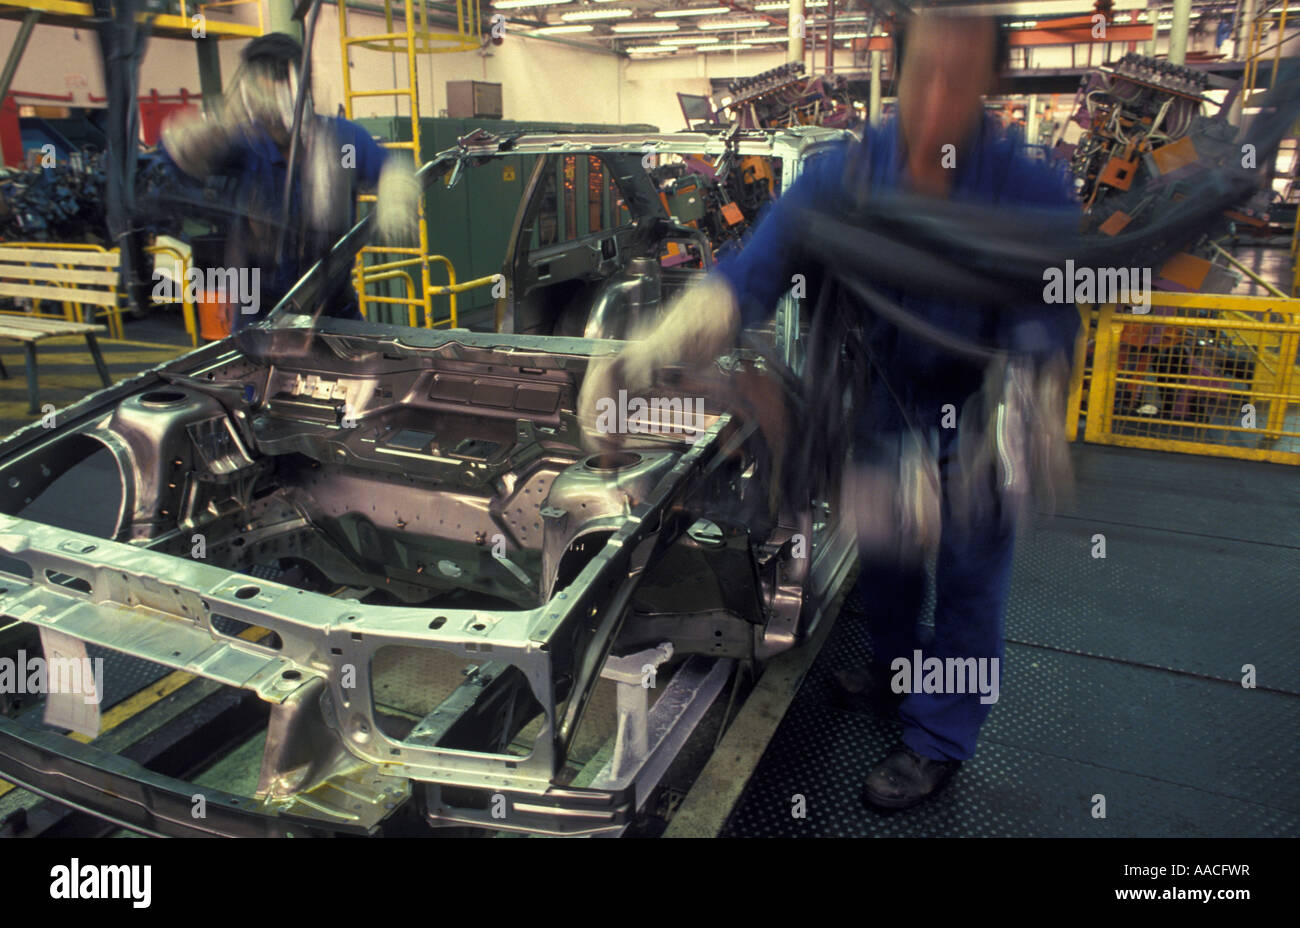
[711,142,850,328]
[157,106,248,179]
[577,143,851,439]
[333,119,420,246]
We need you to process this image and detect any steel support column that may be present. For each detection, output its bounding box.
[1169,0,1192,64]
[789,0,805,64]
[195,39,224,116]
[869,47,882,126]
[0,11,41,104]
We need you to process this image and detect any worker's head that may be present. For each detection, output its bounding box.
[234,33,308,147]
[893,12,1007,194]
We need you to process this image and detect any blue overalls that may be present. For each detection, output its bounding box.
[714,118,1080,761]
[160,115,389,328]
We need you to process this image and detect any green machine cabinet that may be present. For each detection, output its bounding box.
[354,117,656,328]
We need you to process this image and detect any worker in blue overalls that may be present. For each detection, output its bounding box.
[580,12,1081,811]
[159,34,419,329]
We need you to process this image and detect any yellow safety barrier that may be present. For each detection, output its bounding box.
[0,242,124,339]
[1071,292,1300,464]
[355,254,497,328]
[144,244,199,347]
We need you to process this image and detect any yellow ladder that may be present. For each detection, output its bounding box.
[338,0,481,328]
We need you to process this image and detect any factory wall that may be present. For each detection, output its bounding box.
[619,48,787,131]
[0,23,245,111]
[313,7,625,124]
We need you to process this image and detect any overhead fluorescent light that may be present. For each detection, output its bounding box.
[661,35,721,44]
[653,5,729,16]
[742,34,792,43]
[627,45,676,53]
[534,24,595,33]
[611,21,680,32]
[561,7,629,20]
[702,43,759,51]
[753,0,827,6]
[698,17,769,30]
[833,31,872,40]
[492,0,569,8]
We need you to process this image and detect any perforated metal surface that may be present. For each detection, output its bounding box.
[722,444,1300,837]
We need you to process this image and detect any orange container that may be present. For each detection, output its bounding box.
[197,293,233,341]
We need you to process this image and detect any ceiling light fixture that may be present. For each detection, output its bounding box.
[653,5,730,16]
[560,7,630,20]
[492,0,569,8]
[698,17,769,30]
[610,21,681,32]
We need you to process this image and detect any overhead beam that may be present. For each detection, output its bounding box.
[1007,23,1155,45]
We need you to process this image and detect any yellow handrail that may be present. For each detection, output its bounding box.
[356,268,419,327]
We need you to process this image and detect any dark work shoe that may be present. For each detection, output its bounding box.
[861,746,961,811]
[829,664,901,715]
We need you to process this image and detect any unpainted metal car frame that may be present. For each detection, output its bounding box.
[0,128,856,837]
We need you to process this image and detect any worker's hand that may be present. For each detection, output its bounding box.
[576,275,740,450]
[374,159,421,246]
[843,433,941,561]
[1023,349,1074,512]
[159,108,241,179]
[950,349,1075,530]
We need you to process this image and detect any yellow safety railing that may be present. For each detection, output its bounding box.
[355,254,497,327]
[339,0,481,328]
[1071,292,1300,464]
[0,241,124,339]
[144,244,199,346]
[1243,5,1290,97]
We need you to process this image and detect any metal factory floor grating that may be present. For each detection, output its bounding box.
[720,443,1300,837]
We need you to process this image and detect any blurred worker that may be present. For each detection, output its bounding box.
[580,12,1080,811]
[160,34,418,329]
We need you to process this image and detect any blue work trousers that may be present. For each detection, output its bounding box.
[853,418,1015,761]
